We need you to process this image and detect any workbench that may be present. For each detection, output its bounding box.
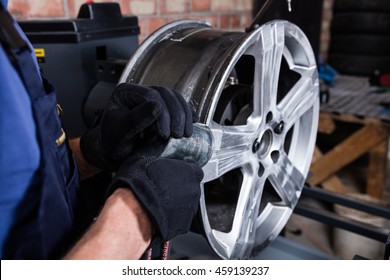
[308,75,390,198]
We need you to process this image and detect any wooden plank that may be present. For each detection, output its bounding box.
[318,113,336,134]
[322,176,347,194]
[308,123,388,186]
[366,139,389,198]
[319,111,390,127]
[309,146,347,194]
[311,146,322,162]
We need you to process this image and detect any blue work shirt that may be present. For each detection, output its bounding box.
[0,2,41,257]
[0,0,90,259]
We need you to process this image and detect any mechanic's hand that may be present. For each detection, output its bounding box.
[80,83,198,171]
[109,155,203,244]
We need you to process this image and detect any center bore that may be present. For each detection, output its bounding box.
[253,129,273,157]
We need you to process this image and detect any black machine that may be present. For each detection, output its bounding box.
[19,2,140,137]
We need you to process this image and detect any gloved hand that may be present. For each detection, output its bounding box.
[109,155,203,244]
[80,83,198,171]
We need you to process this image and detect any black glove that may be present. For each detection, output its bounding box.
[109,155,203,244]
[80,83,198,171]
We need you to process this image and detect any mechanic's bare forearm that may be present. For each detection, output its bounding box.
[64,188,153,260]
[69,138,101,180]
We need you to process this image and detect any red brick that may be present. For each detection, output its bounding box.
[141,16,178,39]
[219,14,229,29]
[68,0,118,17]
[118,0,130,15]
[187,14,218,27]
[322,9,333,22]
[169,14,188,22]
[68,0,86,17]
[231,14,241,28]
[147,16,169,34]
[160,0,190,14]
[211,0,234,12]
[220,14,242,29]
[128,0,156,15]
[207,14,219,27]
[8,0,30,18]
[320,41,330,61]
[192,0,211,12]
[29,0,65,18]
[137,16,149,36]
[235,0,252,11]
[9,0,65,18]
[137,16,150,43]
[320,32,330,42]
[240,11,252,28]
[323,0,334,10]
[212,0,251,12]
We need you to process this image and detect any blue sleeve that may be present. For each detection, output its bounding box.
[0,44,41,255]
[1,1,7,9]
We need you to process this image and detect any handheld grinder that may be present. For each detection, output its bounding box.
[159,123,213,167]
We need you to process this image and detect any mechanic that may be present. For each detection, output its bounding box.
[0,0,203,259]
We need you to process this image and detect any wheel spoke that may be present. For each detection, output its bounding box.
[251,22,285,118]
[202,122,256,182]
[214,166,263,258]
[278,68,318,130]
[268,151,306,207]
[234,168,264,238]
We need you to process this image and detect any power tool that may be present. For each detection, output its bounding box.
[160,123,213,167]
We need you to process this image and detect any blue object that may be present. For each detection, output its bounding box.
[0,3,88,259]
[0,2,40,258]
[319,62,338,86]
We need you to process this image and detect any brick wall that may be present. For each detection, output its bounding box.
[8,0,253,42]
[8,0,334,60]
[320,0,334,61]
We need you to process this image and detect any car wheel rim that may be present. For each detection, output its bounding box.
[120,19,319,259]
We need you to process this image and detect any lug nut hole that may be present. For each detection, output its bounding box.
[271,150,280,163]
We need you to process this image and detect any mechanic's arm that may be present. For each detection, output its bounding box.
[66,84,201,259]
[64,188,153,259]
[65,154,202,260]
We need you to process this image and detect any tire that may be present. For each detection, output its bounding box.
[328,54,390,76]
[329,34,390,56]
[328,0,390,76]
[333,0,390,13]
[331,13,390,35]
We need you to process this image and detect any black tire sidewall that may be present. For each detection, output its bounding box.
[330,34,390,56]
[328,54,390,76]
[333,0,390,13]
[329,1,390,75]
[332,13,390,35]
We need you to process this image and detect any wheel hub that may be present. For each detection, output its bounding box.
[254,130,273,158]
